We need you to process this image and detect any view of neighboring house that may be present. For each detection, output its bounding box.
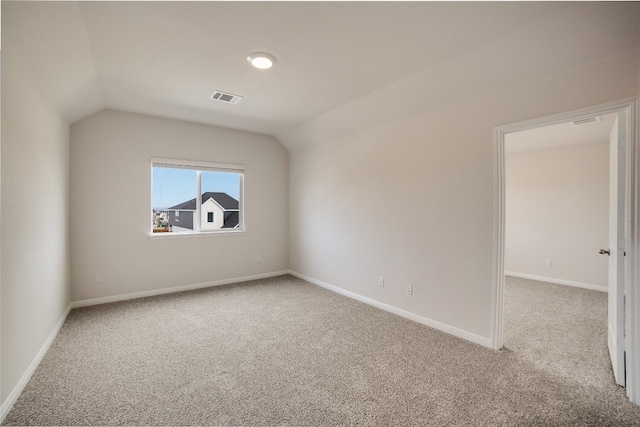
[168,192,239,232]
[152,209,169,230]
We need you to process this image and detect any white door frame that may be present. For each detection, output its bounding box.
[491,98,640,405]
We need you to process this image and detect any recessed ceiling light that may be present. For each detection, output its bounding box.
[247,52,277,70]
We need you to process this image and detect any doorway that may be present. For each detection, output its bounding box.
[502,113,615,389]
[492,98,639,405]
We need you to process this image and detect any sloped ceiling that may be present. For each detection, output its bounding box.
[3,2,565,133]
[3,2,639,149]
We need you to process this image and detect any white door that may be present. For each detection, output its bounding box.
[607,114,626,387]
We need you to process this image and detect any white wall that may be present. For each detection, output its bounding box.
[505,142,609,288]
[201,199,225,231]
[1,42,71,406]
[281,4,640,342]
[69,110,288,302]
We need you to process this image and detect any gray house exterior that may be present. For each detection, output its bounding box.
[168,192,239,231]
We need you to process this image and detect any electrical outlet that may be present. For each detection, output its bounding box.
[378,277,384,287]
[95,274,102,283]
[405,284,413,295]
[545,258,553,267]
[257,256,262,263]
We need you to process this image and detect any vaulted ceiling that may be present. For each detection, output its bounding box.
[3,2,639,148]
[3,2,565,133]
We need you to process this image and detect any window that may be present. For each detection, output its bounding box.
[151,158,244,235]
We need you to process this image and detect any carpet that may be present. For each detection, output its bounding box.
[3,274,640,425]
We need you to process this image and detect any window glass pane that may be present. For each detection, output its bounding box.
[152,167,197,233]
[151,162,243,235]
[201,171,241,200]
[201,170,241,231]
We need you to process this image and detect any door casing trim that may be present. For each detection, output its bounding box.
[491,97,639,405]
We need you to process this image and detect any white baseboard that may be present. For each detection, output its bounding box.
[288,270,492,349]
[505,271,608,293]
[72,270,290,308]
[0,303,73,424]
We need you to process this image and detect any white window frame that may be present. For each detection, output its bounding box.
[149,157,245,238]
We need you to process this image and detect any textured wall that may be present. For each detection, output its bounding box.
[70,110,289,301]
[505,142,609,288]
[1,44,71,404]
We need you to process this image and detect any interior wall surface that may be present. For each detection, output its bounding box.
[282,3,640,341]
[1,40,71,405]
[70,110,289,302]
[505,142,609,288]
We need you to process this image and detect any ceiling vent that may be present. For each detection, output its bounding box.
[210,91,243,105]
[572,117,600,126]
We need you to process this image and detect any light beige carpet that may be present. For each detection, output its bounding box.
[3,274,640,426]
[504,275,613,390]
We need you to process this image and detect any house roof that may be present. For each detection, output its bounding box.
[222,211,239,229]
[168,192,239,211]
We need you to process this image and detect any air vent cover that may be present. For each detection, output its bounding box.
[572,117,600,126]
[210,91,243,105]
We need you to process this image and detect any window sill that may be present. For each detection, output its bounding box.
[148,229,245,239]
